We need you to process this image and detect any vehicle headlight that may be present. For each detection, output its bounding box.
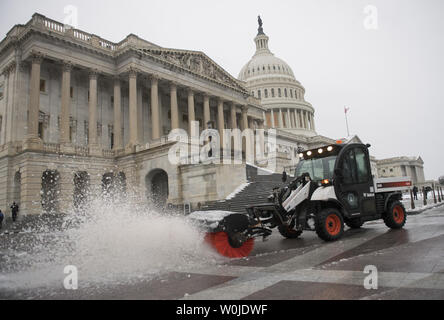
[321,179,331,186]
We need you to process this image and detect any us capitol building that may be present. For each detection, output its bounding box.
[0,14,425,217]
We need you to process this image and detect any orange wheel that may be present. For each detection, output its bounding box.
[315,208,344,241]
[384,201,407,229]
[325,214,341,236]
[393,205,405,224]
[205,232,254,258]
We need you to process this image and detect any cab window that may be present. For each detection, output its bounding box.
[339,147,370,184]
[354,148,370,183]
[341,149,356,184]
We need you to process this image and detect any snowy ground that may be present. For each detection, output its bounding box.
[1,201,444,299]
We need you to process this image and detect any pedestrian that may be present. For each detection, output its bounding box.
[282,170,288,183]
[413,186,418,200]
[11,202,19,222]
[0,209,3,229]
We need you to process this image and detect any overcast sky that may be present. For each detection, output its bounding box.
[1,0,443,180]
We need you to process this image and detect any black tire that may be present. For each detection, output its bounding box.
[384,201,406,229]
[315,208,345,241]
[278,222,303,239]
[345,218,364,229]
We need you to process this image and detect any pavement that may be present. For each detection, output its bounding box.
[1,204,444,300]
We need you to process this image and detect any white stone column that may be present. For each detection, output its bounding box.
[137,84,143,142]
[88,70,99,148]
[151,76,160,140]
[203,94,211,128]
[127,68,138,148]
[187,89,195,134]
[60,62,72,145]
[286,109,292,129]
[113,77,122,150]
[217,98,225,145]
[1,67,9,145]
[230,102,237,129]
[311,113,316,131]
[170,83,179,130]
[241,106,249,130]
[278,109,284,128]
[25,53,43,149]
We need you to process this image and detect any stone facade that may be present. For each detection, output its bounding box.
[375,156,425,185]
[0,14,337,217]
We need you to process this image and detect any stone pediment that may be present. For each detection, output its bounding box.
[139,48,247,93]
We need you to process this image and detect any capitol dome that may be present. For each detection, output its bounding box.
[238,18,316,136]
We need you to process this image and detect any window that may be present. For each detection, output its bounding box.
[354,148,370,183]
[341,149,357,185]
[290,89,293,98]
[264,89,268,98]
[40,79,46,93]
[339,148,370,184]
[271,88,275,98]
[284,88,288,97]
[70,87,74,98]
[258,90,261,99]
[38,122,44,139]
[84,121,89,144]
[278,88,281,97]
[0,84,4,100]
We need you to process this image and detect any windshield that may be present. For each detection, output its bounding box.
[295,156,337,181]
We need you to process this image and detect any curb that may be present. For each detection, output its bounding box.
[407,202,444,216]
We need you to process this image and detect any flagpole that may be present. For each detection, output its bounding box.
[344,107,350,137]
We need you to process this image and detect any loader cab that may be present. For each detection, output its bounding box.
[333,143,377,217]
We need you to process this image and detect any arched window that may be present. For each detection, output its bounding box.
[278,88,281,97]
[258,90,261,99]
[284,88,288,97]
[264,89,268,98]
[290,89,293,98]
[271,88,275,98]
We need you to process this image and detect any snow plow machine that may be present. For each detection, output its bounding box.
[196,141,412,259]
